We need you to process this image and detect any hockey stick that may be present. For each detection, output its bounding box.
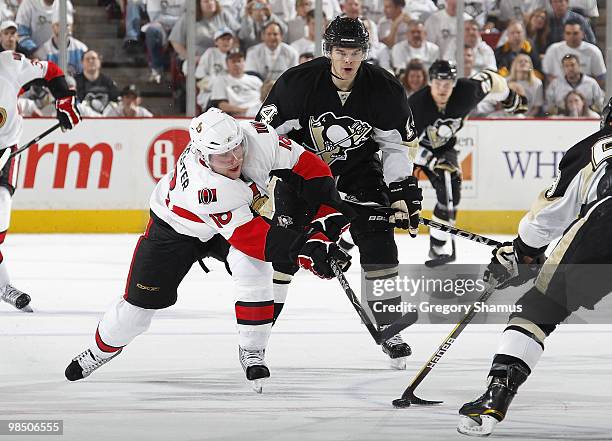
[392,280,498,408]
[0,123,61,169]
[329,259,416,345]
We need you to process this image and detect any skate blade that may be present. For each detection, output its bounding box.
[249,378,266,394]
[389,356,407,370]
[20,305,34,313]
[457,415,498,437]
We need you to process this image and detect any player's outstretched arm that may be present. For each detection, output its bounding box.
[44,61,81,131]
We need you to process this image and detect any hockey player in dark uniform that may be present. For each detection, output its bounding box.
[257,16,422,369]
[457,98,612,436]
[409,60,527,264]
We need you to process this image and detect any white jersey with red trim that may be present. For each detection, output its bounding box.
[149,119,309,259]
[0,51,49,148]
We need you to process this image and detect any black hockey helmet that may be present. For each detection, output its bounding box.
[601,96,612,129]
[429,60,458,81]
[323,16,369,60]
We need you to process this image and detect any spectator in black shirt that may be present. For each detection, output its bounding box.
[74,49,120,116]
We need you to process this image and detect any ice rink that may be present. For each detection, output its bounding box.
[1,233,610,441]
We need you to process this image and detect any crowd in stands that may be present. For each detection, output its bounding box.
[0,0,607,118]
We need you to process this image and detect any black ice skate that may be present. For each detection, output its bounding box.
[457,363,529,437]
[0,284,33,312]
[65,348,122,381]
[380,328,411,370]
[239,347,270,393]
[425,241,456,267]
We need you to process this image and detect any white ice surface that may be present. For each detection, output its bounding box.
[0,234,610,441]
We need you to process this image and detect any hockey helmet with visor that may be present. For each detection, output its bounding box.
[323,16,370,61]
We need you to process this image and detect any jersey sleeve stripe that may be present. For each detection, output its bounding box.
[165,198,205,223]
[292,150,333,179]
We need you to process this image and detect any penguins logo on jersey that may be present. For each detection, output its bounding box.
[308,112,372,165]
[424,117,463,149]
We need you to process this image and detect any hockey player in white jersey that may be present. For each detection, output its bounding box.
[0,50,81,312]
[65,108,352,393]
[457,98,612,436]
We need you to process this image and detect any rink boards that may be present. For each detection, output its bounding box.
[11,117,599,233]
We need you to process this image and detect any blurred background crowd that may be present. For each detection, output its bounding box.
[0,0,607,118]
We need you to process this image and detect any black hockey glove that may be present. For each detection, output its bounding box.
[388,176,422,237]
[55,91,81,131]
[484,236,546,289]
[294,230,351,279]
[308,204,351,242]
[502,89,528,115]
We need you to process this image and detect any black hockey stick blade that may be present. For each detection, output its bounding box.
[392,387,443,408]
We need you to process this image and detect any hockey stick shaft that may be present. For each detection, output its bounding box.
[329,259,413,345]
[10,123,62,159]
[399,282,497,399]
[420,217,502,248]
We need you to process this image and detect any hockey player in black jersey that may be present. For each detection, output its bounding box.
[409,60,527,264]
[457,98,612,437]
[257,16,422,369]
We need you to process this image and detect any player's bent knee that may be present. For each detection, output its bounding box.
[99,298,156,347]
[509,286,572,337]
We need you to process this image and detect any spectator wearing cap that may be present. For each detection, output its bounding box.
[290,9,326,57]
[443,19,496,72]
[238,0,287,50]
[75,50,120,116]
[285,0,311,43]
[0,20,25,53]
[542,18,605,87]
[390,19,438,73]
[38,14,88,76]
[545,53,603,115]
[547,0,594,47]
[245,21,298,81]
[15,0,74,57]
[103,85,154,117]
[190,27,235,109]
[144,0,185,84]
[210,48,263,117]
[169,0,240,61]
[495,20,542,79]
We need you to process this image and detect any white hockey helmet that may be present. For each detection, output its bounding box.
[189,108,244,162]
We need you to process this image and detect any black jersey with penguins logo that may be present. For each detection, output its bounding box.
[408,77,488,152]
[256,57,415,196]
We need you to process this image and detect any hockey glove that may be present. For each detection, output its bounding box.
[55,92,82,131]
[308,204,351,242]
[296,231,351,279]
[389,176,422,237]
[484,236,546,289]
[502,89,528,115]
[414,146,436,171]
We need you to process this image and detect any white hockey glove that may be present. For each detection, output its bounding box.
[484,237,546,289]
[389,176,422,237]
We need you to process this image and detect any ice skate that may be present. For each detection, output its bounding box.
[457,363,529,437]
[239,347,269,393]
[426,241,456,267]
[65,348,122,381]
[380,327,411,370]
[0,284,33,312]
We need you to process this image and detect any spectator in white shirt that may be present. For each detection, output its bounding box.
[103,85,154,117]
[391,19,439,73]
[361,0,384,24]
[424,0,470,56]
[144,0,185,84]
[378,0,410,48]
[290,9,327,56]
[191,27,235,109]
[342,0,379,43]
[362,14,391,70]
[404,0,437,23]
[285,0,312,43]
[542,18,605,88]
[211,47,263,116]
[560,90,598,117]
[246,21,299,81]
[238,0,288,49]
[508,53,544,116]
[16,0,74,57]
[443,19,496,72]
[545,53,604,114]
